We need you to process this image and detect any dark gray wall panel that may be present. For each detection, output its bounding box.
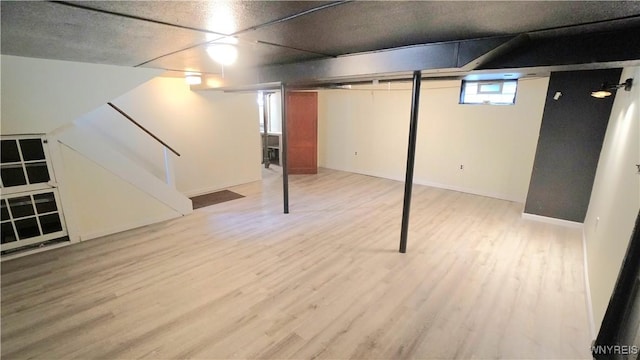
[524,69,622,222]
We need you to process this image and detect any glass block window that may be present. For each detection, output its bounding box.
[460,80,518,105]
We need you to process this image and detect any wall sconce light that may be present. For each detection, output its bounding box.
[185,73,202,85]
[591,78,633,98]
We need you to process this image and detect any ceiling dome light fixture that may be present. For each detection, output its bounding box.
[185,73,202,85]
[591,78,633,98]
[206,37,239,66]
[207,44,238,65]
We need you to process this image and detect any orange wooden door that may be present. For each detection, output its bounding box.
[286,92,318,174]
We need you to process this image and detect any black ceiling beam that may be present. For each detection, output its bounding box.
[209,25,640,91]
[256,41,460,84]
[457,35,528,70]
[212,36,516,89]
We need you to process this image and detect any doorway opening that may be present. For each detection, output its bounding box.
[259,91,282,168]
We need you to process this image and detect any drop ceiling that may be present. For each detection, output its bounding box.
[2,1,640,86]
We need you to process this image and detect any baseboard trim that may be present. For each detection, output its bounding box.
[319,166,523,203]
[80,212,181,241]
[582,230,597,340]
[414,179,522,203]
[521,213,584,228]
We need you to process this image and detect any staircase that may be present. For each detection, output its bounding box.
[49,102,193,242]
[56,123,192,216]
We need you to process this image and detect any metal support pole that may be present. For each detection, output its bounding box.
[280,83,290,214]
[263,92,270,169]
[399,70,422,253]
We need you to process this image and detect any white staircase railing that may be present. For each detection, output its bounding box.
[106,102,180,188]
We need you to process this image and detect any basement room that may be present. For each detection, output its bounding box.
[1,1,639,359]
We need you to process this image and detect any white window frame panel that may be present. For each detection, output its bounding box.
[1,188,68,251]
[1,134,57,196]
[1,135,68,252]
[477,81,504,94]
[460,79,518,105]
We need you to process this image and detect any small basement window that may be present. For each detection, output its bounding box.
[460,80,517,105]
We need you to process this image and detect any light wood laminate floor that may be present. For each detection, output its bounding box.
[1,168,591,359]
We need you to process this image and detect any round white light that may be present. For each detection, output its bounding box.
[207,44,238,66]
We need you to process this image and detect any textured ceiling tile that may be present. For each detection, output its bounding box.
[142,38,325,74]
[238,1,640,56]
[2,0,640,74]
[70,1,333,35]
[1,1,209,66]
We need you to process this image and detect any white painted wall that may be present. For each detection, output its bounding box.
[0,55,172,246]
[59,144,180,241]
[77,77,262,197]
[318,78,549,202]
[0,55,161,134]
[2,56,259,246]
[50,76,262,244]
[584,66,640,333]
[55,123,192,216]
[269,92,282,134]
